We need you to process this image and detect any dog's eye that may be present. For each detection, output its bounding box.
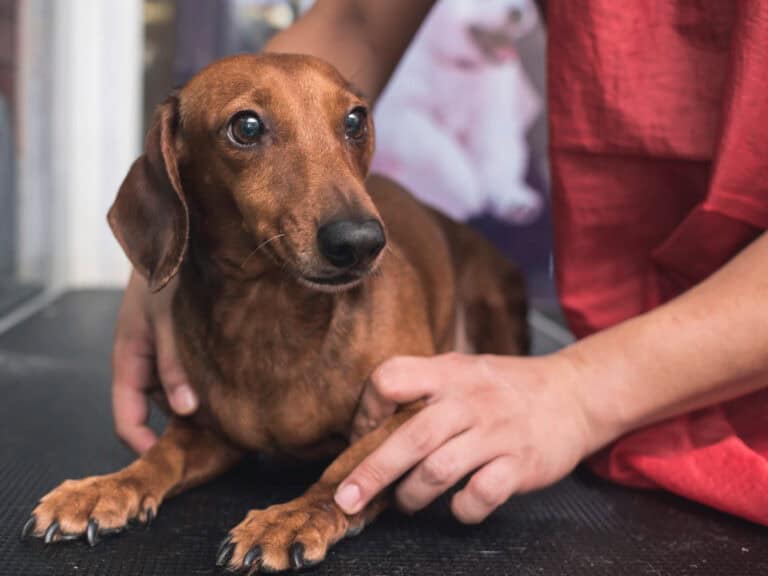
[228,111,264,146]
[344,108,367,140]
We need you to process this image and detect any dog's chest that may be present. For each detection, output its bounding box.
[176,281,367,457]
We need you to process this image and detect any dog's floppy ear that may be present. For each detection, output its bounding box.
[108,93,188,292]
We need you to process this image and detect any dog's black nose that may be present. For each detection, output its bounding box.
[317,219,386,269]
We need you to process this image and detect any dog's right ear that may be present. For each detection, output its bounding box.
[108,93,188,292]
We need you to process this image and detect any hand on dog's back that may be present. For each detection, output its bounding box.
[112,271,198,454]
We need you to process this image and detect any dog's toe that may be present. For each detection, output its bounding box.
[27,474,160,544]
[222,488,357,573]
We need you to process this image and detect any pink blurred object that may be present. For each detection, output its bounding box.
[372,0,543,225]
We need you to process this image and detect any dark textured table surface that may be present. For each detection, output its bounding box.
[0,290,765,575]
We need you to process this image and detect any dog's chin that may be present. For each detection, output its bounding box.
[296,271,366,294]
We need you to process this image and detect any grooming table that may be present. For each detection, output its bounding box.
[0,291,765,575]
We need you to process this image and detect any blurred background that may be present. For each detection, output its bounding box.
[0,0,553,321]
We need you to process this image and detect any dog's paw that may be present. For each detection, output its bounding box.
[21,474,158,546]
[217,487,365,573]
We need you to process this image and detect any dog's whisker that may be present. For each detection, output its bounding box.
[240,233,287,269]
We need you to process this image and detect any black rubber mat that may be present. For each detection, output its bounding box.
[1,290,766,575]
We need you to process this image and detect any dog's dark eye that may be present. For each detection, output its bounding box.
[228,111,264,146]
[344,107,367,140]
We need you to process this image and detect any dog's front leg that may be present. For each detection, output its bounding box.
[22,418,241,545]
[220,406,419,573]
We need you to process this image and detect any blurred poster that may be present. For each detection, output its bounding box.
[371,0,553,299]
[373,0,544,225]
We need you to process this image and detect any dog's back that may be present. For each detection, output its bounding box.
[367,174,529,356]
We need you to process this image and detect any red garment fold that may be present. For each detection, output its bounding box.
[548,0,768,524]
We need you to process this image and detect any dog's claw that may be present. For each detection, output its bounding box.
[289,542,306,570]
[145,507,155,527]
[43,521,60,544]
[20,515,36,540]
[243,546,262,569]
[216,535,231,558]
[216,536,234,567]
[86,519,100,546]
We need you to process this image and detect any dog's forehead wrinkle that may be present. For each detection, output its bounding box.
[182,62,286,123]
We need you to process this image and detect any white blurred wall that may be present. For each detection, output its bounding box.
[17,0,143,289]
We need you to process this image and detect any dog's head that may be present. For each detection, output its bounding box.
[108,54,384,293]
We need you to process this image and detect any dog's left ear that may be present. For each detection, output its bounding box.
[108,93,188,292]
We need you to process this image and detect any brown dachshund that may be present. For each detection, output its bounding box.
[21,54,528,573]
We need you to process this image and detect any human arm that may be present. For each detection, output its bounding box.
[112,272,197,454]
[264,0,436,102]
[335,230,768,522]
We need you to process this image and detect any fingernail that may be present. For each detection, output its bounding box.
[335,483,361,514]
[174,386,197,414]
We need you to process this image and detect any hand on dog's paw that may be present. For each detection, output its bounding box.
[217,488,364,573]
[21,475,158,546]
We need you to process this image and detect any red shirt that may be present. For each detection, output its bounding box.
[548,1,768,524]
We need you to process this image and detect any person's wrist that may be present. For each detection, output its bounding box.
[548,346,625,457]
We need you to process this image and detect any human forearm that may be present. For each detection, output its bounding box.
[561,231,768,452]
[333,233,768,521]
[264,0,435,103]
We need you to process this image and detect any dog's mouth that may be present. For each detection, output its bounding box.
[297,270,366,293]
[249,228,383,293]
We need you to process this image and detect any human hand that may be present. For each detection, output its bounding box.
[111,271,198,454]
[336,353,598,523]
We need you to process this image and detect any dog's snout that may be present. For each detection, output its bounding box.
[317,220,386,269]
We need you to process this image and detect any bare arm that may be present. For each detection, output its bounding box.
[566,230,768,449]
[335,231,768,522]
[265,0,436,102]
